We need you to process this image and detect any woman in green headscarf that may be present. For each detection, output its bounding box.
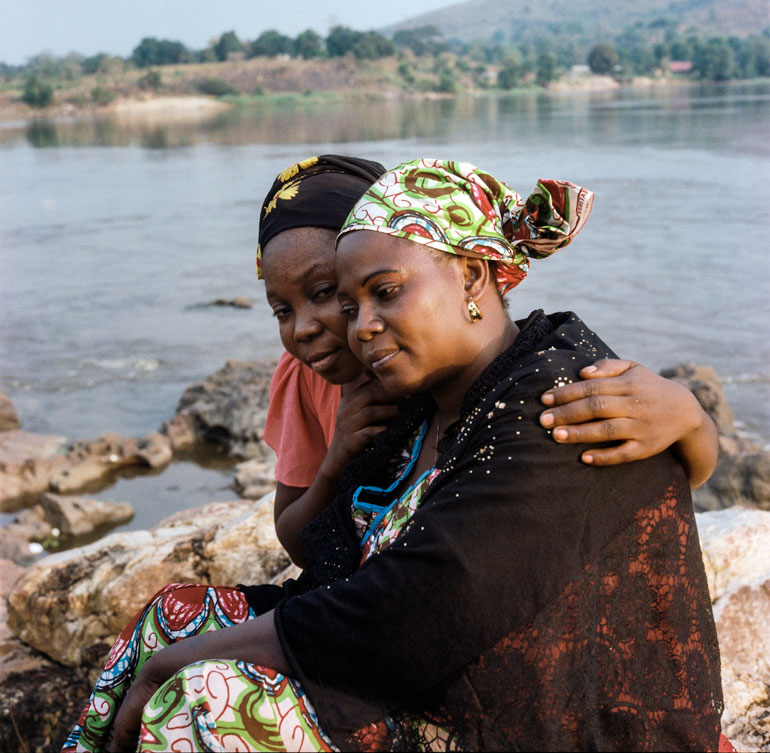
[280,158,722,751]
[66,158,726,753]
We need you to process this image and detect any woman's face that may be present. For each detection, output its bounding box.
[336,232,478,398]
[262,227,365,385]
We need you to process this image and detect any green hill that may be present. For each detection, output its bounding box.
[388,0,769,44]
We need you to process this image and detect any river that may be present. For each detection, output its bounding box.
[1,81,768,528]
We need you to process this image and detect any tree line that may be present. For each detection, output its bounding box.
[6,23,769,109]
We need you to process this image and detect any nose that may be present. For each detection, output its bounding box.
[293,308,323,342]
[352,302,384,342]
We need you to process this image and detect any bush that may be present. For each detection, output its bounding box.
[294,29,324,59]
[352,31,395,60]
[251,30,293,58]
[90,86,116,105]
[22,76,54,108]
[535,52,556,85]
[214,31,243,62]
[398,61,415,85]
[131,37,189,67]
[588,44,619,75]
[326,26,360,57]
[497,62,520,89]
[197,77,238,96]
[436,67,457,93]
[138,69,162,91]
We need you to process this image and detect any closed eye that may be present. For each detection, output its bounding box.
[313,285,336,303]
[376,284,400,300]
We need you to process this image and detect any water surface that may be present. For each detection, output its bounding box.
[1,82,768,527]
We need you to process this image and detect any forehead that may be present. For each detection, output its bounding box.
[336,231,434,289]
[262,227,337,288]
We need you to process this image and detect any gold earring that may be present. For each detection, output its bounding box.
[467,297,483,322]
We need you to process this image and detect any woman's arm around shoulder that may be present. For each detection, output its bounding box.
[538,359,718,488]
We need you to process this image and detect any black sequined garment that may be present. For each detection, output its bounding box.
[244,311,723,752]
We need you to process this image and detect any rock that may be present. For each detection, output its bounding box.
[697,508,770,751]
[0,505,51,565]
[161,412,198,452]
[232,444,277,499]
[6,490,289,668]
[0,430,68,504]
[0,391,21,431]
[0,557,91,753]
[0,495,134,565]
[39,492,134,538]
[0,430,173,511]
[166,359,277,459]
[662,363,736,435]
[0,430,68,466]
[211,296,253,309]
[135,430,174,468]
[662,363,770,511]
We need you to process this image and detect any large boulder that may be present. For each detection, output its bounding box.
[164,358,277,458]
[663,363,770,511]
[6,491,288,668]
[0,558,92,753]
[697,507,770,752]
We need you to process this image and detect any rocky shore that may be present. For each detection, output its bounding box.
[0,359,768,751]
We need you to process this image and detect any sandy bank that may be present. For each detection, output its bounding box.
[110,95,231,120]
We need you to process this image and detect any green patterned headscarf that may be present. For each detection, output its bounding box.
[338,159,594,294]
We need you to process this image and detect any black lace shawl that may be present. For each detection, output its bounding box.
[248,311,723,751]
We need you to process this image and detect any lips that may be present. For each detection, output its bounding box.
[367,349,400,372]
[307,348,341,373]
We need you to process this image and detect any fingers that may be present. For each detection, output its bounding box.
[349,378,395,404]
[541,360,639,407]
[579,359,638,379]
[540,395,638,429]
[353,404,400,428]
[580,440,656,466]
[546,417,635,445]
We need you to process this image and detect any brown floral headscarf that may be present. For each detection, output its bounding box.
[257,155,385,278]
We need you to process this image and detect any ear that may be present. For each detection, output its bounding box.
[462,257,492,300]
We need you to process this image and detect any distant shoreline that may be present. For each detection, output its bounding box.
[0,76,704,126]
[0,52,723,127]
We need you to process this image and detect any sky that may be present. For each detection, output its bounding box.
[2,0,459,65]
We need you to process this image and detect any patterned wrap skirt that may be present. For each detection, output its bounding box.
[63,583,335,752]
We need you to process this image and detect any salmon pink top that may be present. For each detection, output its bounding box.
[264,351,341,488]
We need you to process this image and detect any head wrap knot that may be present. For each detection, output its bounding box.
[338,159,594,294]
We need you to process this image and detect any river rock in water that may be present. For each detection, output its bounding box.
[697,507,770,752]
[164,358,277,459]
[211,295,253,308]
[6,491,288,668]
[663,363,770,512]
[0,430,173,511]
[0,493,133,565]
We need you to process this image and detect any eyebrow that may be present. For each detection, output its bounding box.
[301,261,330,280]
[360,268,401,287]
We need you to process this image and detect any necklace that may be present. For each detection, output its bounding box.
[434,414,442,464]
